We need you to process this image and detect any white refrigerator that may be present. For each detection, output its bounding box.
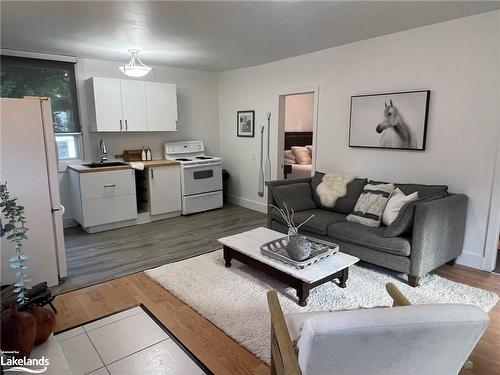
[1,97,67,287]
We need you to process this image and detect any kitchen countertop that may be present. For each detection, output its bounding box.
[68,159,179,173]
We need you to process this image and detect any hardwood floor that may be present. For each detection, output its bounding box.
[53,263,500,374]
[54,204,266,294]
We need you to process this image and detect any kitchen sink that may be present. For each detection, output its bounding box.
[81,162,130,168]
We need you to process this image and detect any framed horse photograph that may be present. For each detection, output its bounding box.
[349,90,430,150]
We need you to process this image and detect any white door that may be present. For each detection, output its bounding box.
[92,77,123,131]
[121,80,148,131]
[148,166,181,215]
[145,82,178,131]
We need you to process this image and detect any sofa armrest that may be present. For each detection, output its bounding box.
[410,194,468,277]
[266,178,312,228]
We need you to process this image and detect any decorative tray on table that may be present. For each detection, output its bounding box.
[260,236,339,269]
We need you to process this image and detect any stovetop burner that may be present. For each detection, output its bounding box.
[195,156,213,160]
[175,158,193,162]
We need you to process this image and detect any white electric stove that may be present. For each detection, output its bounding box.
[164,141,223,215]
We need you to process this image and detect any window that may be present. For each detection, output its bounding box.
[55,135,78,159]
[1,55,82,160]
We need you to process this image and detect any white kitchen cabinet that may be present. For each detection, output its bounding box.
[68,168,137,232]
[148,166,181,216]
[88,77,177,132]
[145,82,178,131]
[89,77,123,132]
[121,80,148,131]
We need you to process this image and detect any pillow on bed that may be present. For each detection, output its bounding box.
[284,149,297,164]
[291,146,312,165]
[306,145,313,156]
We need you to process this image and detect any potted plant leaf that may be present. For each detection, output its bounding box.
[0,183,37,358]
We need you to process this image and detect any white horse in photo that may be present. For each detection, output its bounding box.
[376,99,417,149]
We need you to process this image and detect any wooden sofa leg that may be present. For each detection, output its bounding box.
[408,275,420,287]
[446,258,457,266]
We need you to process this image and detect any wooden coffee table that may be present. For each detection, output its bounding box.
[218,227,359,306]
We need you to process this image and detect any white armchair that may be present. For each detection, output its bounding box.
[267,284,489,375]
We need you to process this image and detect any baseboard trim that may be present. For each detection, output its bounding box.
[63,217,78,228]
[456,251,485,270]
[228,194,267,213]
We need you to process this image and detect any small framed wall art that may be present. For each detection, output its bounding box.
[349,90,430,150]
[237,110,255,137]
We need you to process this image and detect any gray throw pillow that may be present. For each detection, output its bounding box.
[384,193,447,237]
[272,183,317,212]
[311,172,367,214]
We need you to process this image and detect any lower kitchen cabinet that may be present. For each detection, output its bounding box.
[68,164,182,233]
[68,168,138,232]
[142,166,181,216]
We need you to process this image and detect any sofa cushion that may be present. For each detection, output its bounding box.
[272,208,346,235]
[385,193,447,237]
[370,180,448,198]
[272,183,317,212]
[328,221,411,256]
[311,172,367,214]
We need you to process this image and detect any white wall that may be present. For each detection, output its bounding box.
[285,93,314,132]
[60,57,219,223]
[218,11,500,269]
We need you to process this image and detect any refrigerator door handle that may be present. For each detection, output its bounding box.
[51,205,65,214]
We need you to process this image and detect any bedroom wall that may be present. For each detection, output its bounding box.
[218,11,500,269]
[285,93,314,132]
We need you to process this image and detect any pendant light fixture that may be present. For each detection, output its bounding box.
[119,49,153,77]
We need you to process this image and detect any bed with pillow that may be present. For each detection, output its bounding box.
[266,171,468,287]
[283,131,314,179]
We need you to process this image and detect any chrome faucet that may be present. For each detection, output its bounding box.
[99,139,108,163]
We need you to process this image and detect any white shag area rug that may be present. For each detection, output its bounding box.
[144,250,498,364]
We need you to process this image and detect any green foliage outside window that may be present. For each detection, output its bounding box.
[0,56,80,133]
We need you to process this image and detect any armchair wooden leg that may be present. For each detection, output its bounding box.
[408,275,420,287]
[446,258,457,266]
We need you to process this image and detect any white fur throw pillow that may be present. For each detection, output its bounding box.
[316,173,355,208]
[346,183,395,227]
[291,146,311,165]
[382,188,419,226]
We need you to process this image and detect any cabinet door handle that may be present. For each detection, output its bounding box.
[150,169,154,179]
[175,120,179,130]
[104,184,116,188]
[125,120,128,131]
[119,120,123,131]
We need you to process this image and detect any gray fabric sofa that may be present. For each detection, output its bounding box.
[266,172,468,286]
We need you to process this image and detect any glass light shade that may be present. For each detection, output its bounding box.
[119,49,153,77]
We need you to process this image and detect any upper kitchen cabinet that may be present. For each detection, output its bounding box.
[145,82,178,131]
[120,79,148,131]
[87,77,178,132]
[88,77,124,132]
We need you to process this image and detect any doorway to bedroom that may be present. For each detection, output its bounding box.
[277,90,318,180]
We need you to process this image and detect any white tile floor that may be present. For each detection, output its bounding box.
[55,306,207,375]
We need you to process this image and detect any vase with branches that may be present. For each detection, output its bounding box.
[271,203,314,261]
[0,183,30,303]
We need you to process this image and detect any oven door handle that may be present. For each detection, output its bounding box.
[182,161,222,169]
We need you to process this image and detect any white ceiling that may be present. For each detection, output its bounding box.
[1,1,499,72]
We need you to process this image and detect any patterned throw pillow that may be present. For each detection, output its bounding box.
[346,183,395,227]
